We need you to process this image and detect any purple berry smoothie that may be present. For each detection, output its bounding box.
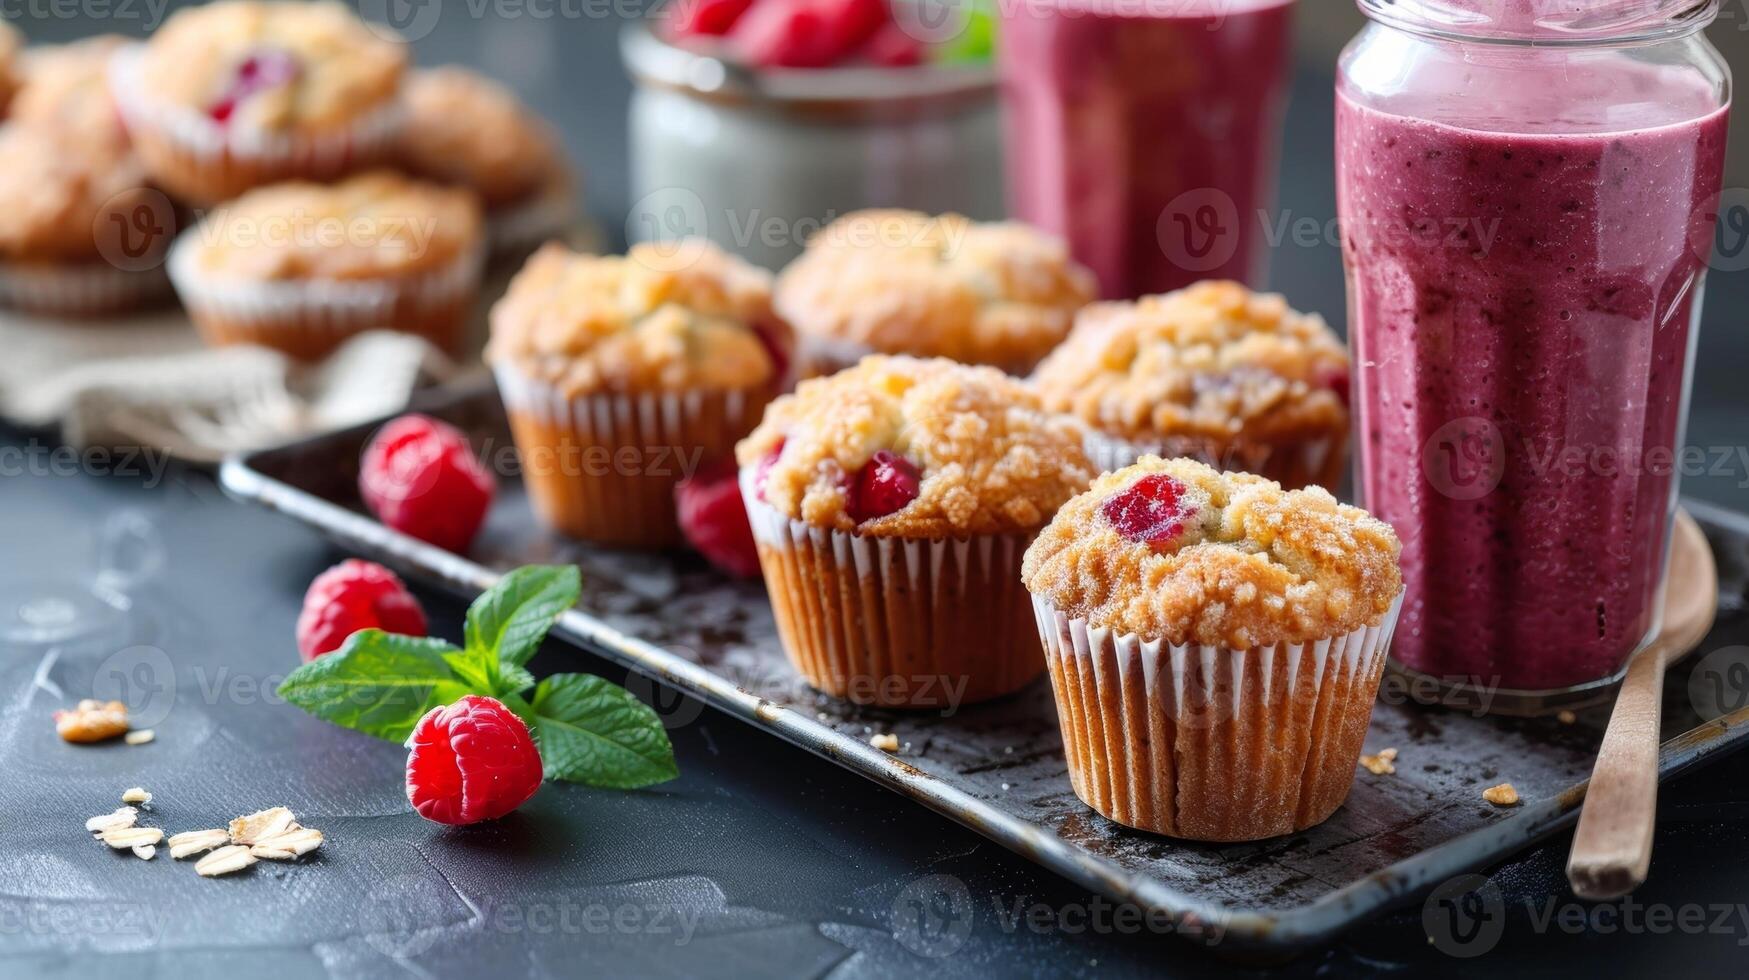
[998,0,1293,299]
[1337,65,1728,692]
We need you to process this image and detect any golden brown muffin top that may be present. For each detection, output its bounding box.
[775,210,1095,371]
[138,1,406,132]
[11,35,129,143]
[0,21,21,106]
[0,123,152,263]
[1031,281,1350,447]
[737,356,1094,539]
[487,241,790,395]
[399,66,569,209]
[1023,456,1401,648]
[185,171,481,281]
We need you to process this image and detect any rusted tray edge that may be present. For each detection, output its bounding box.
[217,448,1749,953]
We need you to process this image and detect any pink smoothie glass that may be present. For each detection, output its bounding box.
[998,0,1295,299]
[1336,1,1730,712]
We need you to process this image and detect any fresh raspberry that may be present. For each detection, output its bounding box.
[675,457,761,578]
[1102,474,1197,545]
[1316,364,1352,409]
[666,0,754,37]
[753,440,785,502]
[405,695,543,826]
[733,0,886,68]
[296,559,428,661]
[859,22,924,67]
[848,450,921,523]
[751,318,792,386]
[359,414,495,553]
[208,48,300,124]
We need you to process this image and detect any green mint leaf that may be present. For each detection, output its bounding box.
[496,663,538,699]
[277,631,471,743]
[464,565,581,670]
[442,647,500,694]
[530,673,677,788]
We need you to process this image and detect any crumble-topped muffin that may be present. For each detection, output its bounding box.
[183,171,481,282]
[11,35,128,140]
[0,124,151,263]
[775,210,1095,375]
[400,67,569,210]
[1032,281,1349,451]
[488,241,789,395]
[0,21,23,114]
[1023,455,1400,648]
[737,355,1094,538]
[132,1,405,133]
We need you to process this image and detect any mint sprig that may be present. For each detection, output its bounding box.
[278,565,677,788]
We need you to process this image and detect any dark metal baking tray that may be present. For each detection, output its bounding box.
[219,381,1749,954]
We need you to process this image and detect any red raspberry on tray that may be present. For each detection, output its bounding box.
[666,0,755,36]
[732,0,888,68]
[675,457,761,578]
[405,695,544,825]
[296,559,428,661]
[359,414,495,553]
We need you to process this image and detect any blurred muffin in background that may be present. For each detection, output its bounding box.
[11,35,129,145]
[0,21,21,116]
[398,66,576,264]
[168,170,483,359]
[775,209,1095,378]
[108,0,408,205]
[1031,281,1351,490]
[0,122,175,317]
[488,240,792,548]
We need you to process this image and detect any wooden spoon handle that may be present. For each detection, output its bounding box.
[1566,649,1668,899]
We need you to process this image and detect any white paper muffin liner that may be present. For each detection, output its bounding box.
[107,44,406,204]
[1032,590,1402,841]
[496,365,766,548]
[1081,428,1346,491]
[0,261,174,318]
[741,465,1044,708]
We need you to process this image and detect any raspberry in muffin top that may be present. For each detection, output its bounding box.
[135,0,406,132]
[399,67,570,209]
[775,209,1096,371]
[1022,456,1401,649]
[0,123,152,264]
[736,356,1095,538]
[11,35,129,144]
[487,241,791,395]
[1030,281,1350,447]
[183,171,481,281]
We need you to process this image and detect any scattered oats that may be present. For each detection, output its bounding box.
[121,787,151,805]
[124,729,156,746]
[167,829,230,860]
[869,733,899,752]
[1378,747,1398,761]
[229,807,297,845]
[85,806,137,835]
[1001,782,1012,791]
[1359,750,1397,776]
[100,827,162,850]
[54,699,129,743]
[1482,783,1520,807]
[816,712,828,722]
[195,845,257,877]
[1004,746,1014,755]
[1556,710,1577,725]
[250,827,324,860]
[132,844,156,861]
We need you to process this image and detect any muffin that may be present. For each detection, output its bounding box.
[0,21,22,116]
[1022,456,1403,841]
[167,171,484,359]
[11,35,129,145]
[398,67,575,262]
[737,355,1095,708]
[488,240,792,548]
[0,122,174,316]
[1031,281,1351,489]
[775,209,1095,378]
[108,1,408,205]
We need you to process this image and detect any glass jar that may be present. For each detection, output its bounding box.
[1336,1,1730,711]
[621,23,1003,271]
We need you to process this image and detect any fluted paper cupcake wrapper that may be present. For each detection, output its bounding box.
[497,366,766,549]
[0,261,173,318]
[1032,591,1402,842]
[108,44,405,205]
[1082,428,1347,492]
[741,466,1043,708]
[168,229,482,360]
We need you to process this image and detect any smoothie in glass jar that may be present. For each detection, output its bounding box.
[1336,2,1729,701]
[999,0,1294,299]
